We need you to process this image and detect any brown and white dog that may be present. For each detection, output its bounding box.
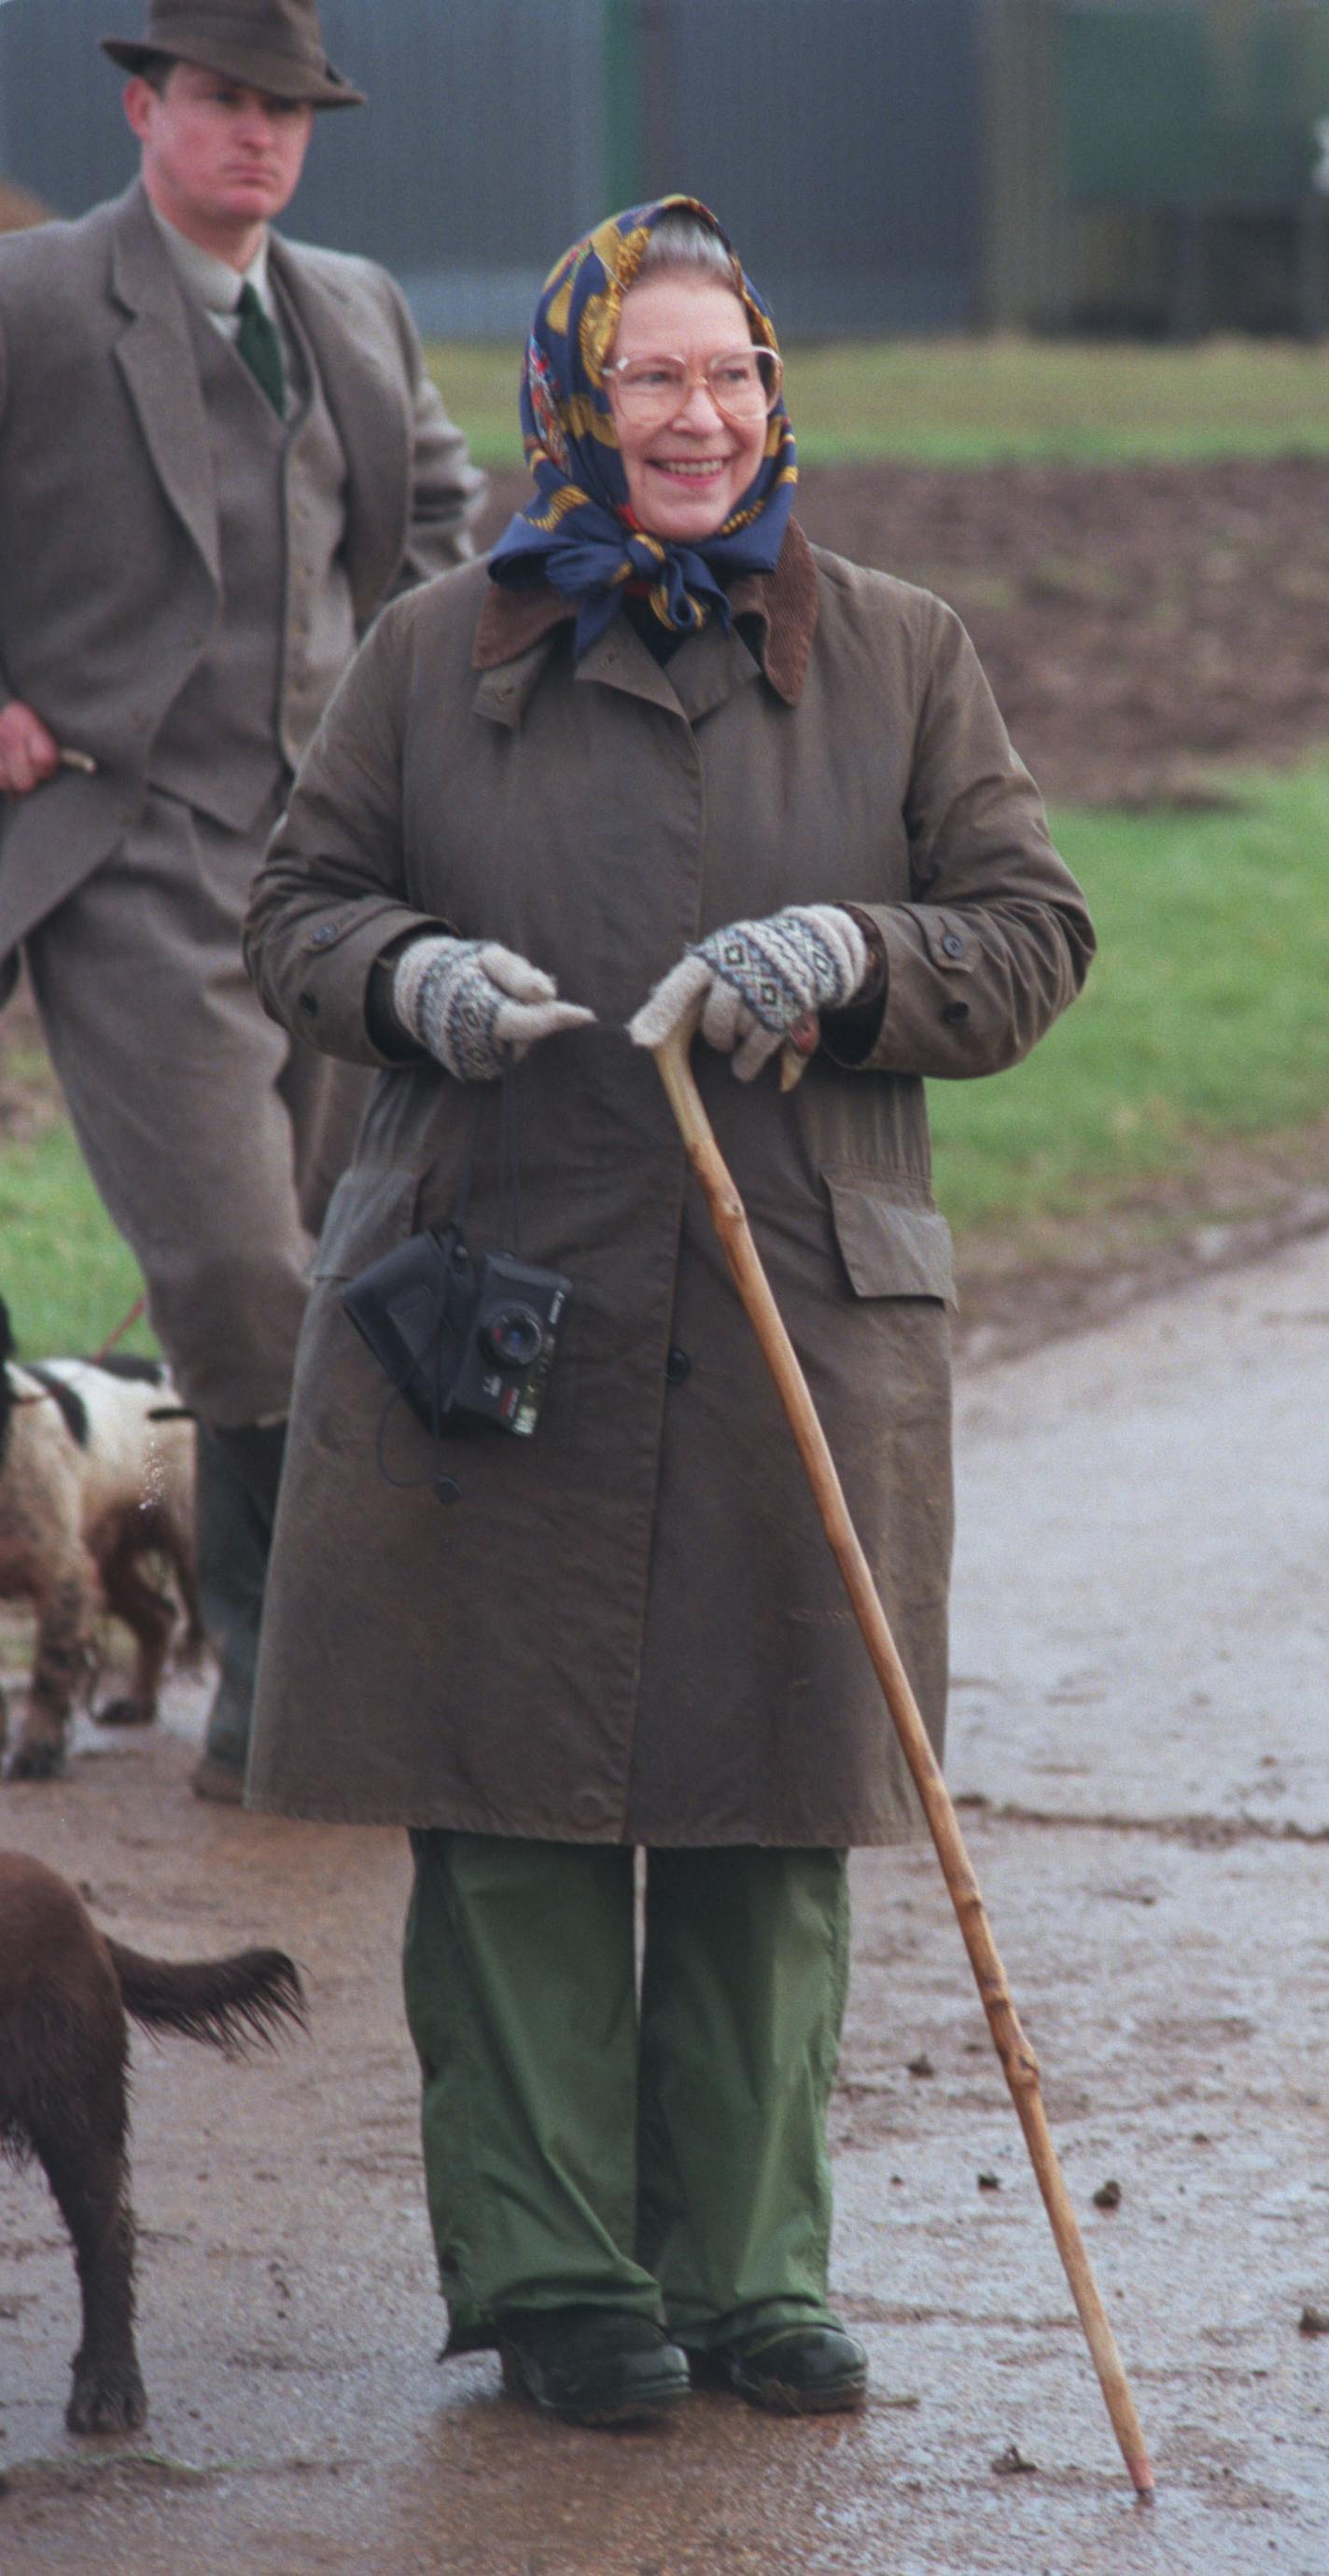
[0,1849,305,2432]
[0,1297,199,1779]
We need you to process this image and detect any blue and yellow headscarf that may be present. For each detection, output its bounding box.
[488,196,798,659]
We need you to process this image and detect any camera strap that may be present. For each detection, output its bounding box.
[368,1051,525,1505]
[497,1050,524,1255]
[449,1051,522,1247]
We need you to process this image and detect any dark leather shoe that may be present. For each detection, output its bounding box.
[497,2306,690,2428]
[190,1753,245,1804]
[697,2323,868,2415]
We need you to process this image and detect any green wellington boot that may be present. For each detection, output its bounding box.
[190,1422,286,1802]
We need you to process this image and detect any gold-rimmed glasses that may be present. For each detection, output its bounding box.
[603,345,783,427]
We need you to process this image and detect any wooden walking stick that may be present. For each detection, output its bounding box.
[650,1017,1155,2502]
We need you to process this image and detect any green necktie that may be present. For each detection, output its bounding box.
[236,280,286,416]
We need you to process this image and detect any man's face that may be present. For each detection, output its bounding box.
[125,60,315,257]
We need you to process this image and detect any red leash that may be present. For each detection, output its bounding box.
[90,1293,147,1359]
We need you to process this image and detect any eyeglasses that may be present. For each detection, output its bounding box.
[603,346,784,426]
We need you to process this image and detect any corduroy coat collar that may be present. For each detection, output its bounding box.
[472,517,820,710]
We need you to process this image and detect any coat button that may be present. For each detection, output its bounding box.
[943,999,970,1024]
[665,1345,692,1385]
[941,931,965,959]
[298,990,317,1018]
[569,1786,611,1830]
[309,924,338,948]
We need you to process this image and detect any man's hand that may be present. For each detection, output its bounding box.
[0,702,62,796]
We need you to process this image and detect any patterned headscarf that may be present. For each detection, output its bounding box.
[488,196,798,659]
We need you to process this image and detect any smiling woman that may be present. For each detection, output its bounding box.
[605,273,775,543]
[486,196,798,654]
[239,191,1094,2442]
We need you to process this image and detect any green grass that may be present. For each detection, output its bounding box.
[0,1114,157,1363]
[4,760,1327,1351]
[928,758,1329,1231]
[429,332,1329,472]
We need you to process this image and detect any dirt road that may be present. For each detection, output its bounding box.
[2,1231,1326,2574]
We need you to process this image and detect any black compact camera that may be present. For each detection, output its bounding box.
[342,1223,570,1440]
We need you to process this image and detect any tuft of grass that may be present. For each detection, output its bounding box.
[428,331,1329,473]
[928,757,1329,1230]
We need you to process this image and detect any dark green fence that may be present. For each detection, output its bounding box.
[1056,1,1329,333]
[0,0,983,336]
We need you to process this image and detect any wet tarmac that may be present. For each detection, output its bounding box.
[2,1232,1326,2573]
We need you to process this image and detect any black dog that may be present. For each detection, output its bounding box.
[0,1849,305,2432]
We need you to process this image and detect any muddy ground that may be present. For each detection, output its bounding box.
[3,462,1328,2568]
[2,1230,1325,2573]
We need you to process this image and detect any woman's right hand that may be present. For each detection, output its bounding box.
[391,934,595,1081]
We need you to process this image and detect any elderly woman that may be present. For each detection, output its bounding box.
[243,198,1094,2430]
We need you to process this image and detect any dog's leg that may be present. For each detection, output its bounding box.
[30,2091,147,2433]
[7,1555,100,1780]
[94,1536,177,1727]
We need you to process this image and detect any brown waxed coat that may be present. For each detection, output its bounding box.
[242,527,1093,1845]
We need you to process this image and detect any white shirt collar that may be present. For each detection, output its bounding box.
[148,200,274,319]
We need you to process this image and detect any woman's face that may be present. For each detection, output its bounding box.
[608,274,771,544]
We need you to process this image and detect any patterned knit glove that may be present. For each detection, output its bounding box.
[392,936,595,1083]
[628,905,869,1082]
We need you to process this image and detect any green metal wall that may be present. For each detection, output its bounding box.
[1060,3,1329,207]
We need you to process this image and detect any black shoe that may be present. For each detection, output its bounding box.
[696,2323,868,2416]
[190,1752,245,1804]
[497,2306,690,2429]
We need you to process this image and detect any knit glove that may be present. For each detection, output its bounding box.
[628,904,869,1081]
[392,935,595,1082]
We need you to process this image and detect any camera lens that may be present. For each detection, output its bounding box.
[480,1303,544,1369]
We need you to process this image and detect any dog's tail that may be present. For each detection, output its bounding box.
[105,1941,306,2053]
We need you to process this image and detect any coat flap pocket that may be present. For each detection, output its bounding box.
[309,1167,420,1283]
[826,1177,957,1307]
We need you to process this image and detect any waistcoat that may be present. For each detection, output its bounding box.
[147,290,357,832]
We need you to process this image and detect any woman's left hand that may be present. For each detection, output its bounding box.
[628,904,868,1081]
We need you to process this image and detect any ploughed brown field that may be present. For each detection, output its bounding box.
[481,456,1329,805]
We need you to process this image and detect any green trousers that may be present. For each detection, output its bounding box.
[402,1833,851,2351]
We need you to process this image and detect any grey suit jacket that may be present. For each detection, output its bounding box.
[0,181,485,991]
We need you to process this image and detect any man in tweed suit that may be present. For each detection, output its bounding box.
[0,1,485,1796]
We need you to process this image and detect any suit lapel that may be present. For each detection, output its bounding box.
[270,235,407,619]
[109,185,220,587]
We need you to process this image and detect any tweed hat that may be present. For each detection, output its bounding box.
[101,1,365,110]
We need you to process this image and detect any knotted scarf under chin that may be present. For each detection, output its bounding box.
[487,196,798,660]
